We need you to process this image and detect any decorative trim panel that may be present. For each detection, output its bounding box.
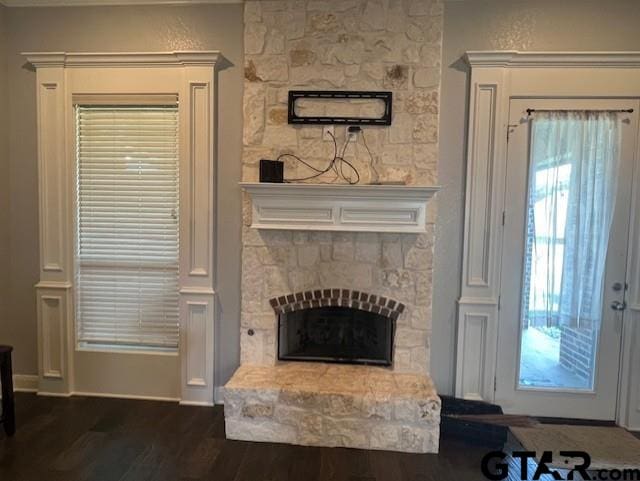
[241,182,439,233]
[188,82,212,277]
[179,293,216,405]
[185,302,208,387]
[456,297,499,402]
[456,57,509,402]
[177,67,217,405]
[456,311,489,400]
[466,84,496,288]
[37,80,66,275]
[40,296,63,379]
[35,284,73,395]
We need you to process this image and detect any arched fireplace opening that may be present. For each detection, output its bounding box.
[270,289,404,367]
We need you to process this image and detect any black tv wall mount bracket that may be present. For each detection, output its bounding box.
[287,90,393,126]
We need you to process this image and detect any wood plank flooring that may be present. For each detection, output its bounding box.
[0,393,632,481]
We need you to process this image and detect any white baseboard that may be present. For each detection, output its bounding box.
[179,400,215,407]
[14,374,39,392]
[72,391,180,403]
[7,375,225,406]
[214,386,225,405]
[37,391,72,398]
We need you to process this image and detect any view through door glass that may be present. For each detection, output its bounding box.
[518,112,621,390]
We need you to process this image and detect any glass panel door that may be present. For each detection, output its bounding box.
[519,112,620,391]
[495,99,639,419]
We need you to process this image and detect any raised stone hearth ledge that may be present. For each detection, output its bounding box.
[224,363,441,453]
[241,182,440,233]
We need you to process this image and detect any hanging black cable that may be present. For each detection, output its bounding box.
[281,130,360,184]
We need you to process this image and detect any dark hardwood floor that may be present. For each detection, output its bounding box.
[0,393,628,481]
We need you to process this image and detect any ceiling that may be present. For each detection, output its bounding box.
[0,0,243,6]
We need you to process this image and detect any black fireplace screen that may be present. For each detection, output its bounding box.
[278,306,393,366]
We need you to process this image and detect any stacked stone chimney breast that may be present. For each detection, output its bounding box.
[226,0,443,453]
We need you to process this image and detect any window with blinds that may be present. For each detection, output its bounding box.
[75,105,180,350]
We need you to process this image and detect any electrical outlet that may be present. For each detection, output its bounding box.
[346,126,358,142]
[322,126,335,142]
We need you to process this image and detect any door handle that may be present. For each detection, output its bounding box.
[611,300,627,311]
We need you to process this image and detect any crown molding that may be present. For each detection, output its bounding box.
[24,51,224,68]
[2,0,241,6]
[464,51,640,68]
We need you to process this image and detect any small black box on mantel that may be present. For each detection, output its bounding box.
[259,159,284,183]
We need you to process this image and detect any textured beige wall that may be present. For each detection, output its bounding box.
[5,0,640,398]
[4,4,244,387]
[0,5,9,350]
[433,0,640,395]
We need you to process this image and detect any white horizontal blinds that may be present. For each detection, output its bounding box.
[76,105,180,349]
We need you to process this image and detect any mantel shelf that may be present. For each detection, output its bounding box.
[240,182,440,233]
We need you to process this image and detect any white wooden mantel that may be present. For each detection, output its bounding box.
[241,182,439,233]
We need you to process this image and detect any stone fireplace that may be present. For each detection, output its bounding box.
[224,0,443,454]
[225,282,440,453]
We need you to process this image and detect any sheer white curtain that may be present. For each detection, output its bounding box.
[525,111,621,329]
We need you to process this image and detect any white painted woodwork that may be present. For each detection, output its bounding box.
[27,51,220,405]
[31,60,75,396]
[241,182,439,233]
[26,51,222,68]
[12,375,39,393]
[457,50,640,429]
[496,98,637,420]
[185,82,213,278]
[178,66,217,406]
[456,309,493,402]
[619,119,640,430]
[464,51,640,68]
[183,301,209,387]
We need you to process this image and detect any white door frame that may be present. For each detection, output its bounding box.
[456,51,640,429]
[26,52,221,405]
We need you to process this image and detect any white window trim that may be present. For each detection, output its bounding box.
[27,51,222,405]
[456,51,640,430]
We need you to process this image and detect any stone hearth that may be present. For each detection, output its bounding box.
[224,363,440,453]
[225,288,441,453]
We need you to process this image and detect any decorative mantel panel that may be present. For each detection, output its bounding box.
[241,183,439,233]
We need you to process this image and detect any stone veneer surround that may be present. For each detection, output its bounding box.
[239,0,442,375]
[225,0,443,453]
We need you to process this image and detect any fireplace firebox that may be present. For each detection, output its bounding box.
[279,306,393,365]
[270,289,404,367]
